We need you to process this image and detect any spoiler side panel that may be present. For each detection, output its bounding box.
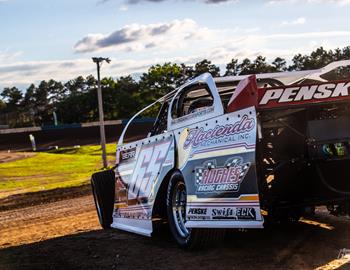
[258,80,350,110]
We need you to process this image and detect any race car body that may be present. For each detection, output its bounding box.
[91,60,350,247]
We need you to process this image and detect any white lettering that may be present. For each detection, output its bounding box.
[260,82,350,106]
[128,140,172,200]
[314,83,334,99]
[259,89,283,105]
[294,85,317,101]
[279,87,299,103]
[332,82,350,97]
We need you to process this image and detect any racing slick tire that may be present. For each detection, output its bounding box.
[166,170,225,249]
[91,169,115,229]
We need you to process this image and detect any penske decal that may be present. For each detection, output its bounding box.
[259,82,350,107]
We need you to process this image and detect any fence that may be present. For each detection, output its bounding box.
[0,119,155,151]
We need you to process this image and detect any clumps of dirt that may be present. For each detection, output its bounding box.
[0,184,92,212]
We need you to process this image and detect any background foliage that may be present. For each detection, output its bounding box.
[1,46,350,128]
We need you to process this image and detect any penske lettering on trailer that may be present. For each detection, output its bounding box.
[259,82,350,106]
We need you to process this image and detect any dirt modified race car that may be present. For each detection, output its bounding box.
[91,60,350,248]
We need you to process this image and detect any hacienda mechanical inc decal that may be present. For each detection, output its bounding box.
[195,157,251,193]
[183,114,255,149]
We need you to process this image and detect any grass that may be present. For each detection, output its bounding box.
[47,144,117,156]
[0,143,116,199]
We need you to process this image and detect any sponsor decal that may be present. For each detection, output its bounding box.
[128,139,172,200]
[184,115,255,149]
[259,82,350,107]
[187,207,210,220]
[211,207,256,220]
[236,207,256,220]
[195,157,250,193]
[115,175,128,204]
[188,208,207,215]
[120,148,136,161]
[115,209,151,220]
[172,107,214,124]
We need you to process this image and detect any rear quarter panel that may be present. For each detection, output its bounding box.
[174,106,263,228]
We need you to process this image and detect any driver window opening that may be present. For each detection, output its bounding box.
[171,83,214,119]
[122,101,169,143]
[149,101,169,136]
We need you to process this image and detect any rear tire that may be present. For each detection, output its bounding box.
[91,170,115,229]
[166,171,225,249]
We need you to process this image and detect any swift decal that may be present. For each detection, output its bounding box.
[212,207,256,220]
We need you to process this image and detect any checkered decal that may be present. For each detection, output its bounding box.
[195,157,251,193]
[195,162,216,184]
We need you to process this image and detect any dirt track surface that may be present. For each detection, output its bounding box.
[0,184,91,212]
[0,152,34,163]
[1,195,350,270]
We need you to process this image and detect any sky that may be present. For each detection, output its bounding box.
[0,0,350,90]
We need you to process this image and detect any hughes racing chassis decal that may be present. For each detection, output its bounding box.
[195,157,250,193]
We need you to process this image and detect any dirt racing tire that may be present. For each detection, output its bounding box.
[166,171,225,249]
[91,169,115,229]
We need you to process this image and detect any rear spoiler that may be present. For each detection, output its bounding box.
[258,80,350,110]
[224,60,350,112]
[215,60,350,85]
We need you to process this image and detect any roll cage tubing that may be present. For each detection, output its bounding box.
[117,75,202,146]
[117,60,350,147]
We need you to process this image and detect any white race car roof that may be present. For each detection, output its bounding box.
[214,60,350,85]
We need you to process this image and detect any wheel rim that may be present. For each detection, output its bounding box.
[172,181,190,238]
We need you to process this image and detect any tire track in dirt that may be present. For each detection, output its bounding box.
[1,195,350,269]
[0,195,99,248]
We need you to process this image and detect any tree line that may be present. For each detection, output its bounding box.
[1,46,350,128]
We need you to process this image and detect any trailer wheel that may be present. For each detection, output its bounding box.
[91,169,115,229]
[166,171,225,249]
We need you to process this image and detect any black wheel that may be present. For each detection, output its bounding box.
[91,169,115,229]
[166,171,225,249]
